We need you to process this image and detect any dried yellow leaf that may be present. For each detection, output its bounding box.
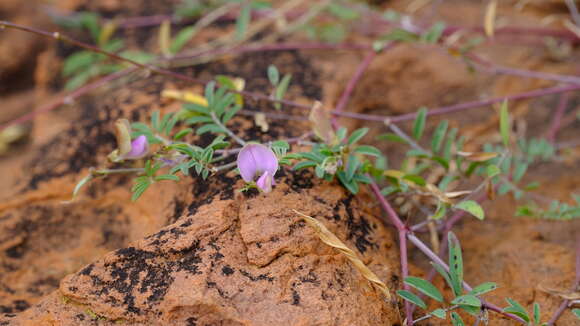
[254,113,269,132]
[538,283,580,300]
[484,0,498,37]
[162,89,209,107]
[457,151,499,162]
[445,190,472,198]
[293,210,392,300]
[309,101,335,145]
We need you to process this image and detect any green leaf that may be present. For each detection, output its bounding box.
[62,51,97,77]
[353,145,382,157]
[469,282,498,296]
[173,128,193,140]
[572,308,580,319]
[413,107,427,140]
[348,128,369,145]
[432,262,454,292]
[451,294,481,307]
[429,204,447,222]
[430,308,446,319]
[319,23,347,43]
[294,161,318,170]
[376,132,406,143]
[64,67,98,90]
[71,174,93,199]
[431,120,449,153]
[454,200,484,220]
[513,161,528,183]
[327,3,359,20]
[274,74,292,110]
[337,171,359,194]
[154,174,180,182]
[131,180,151,201]
[460,304,480,316]
[235,4,251,41]
[504,298,530,323]
[533,302,541,325]
[486,164,501,178]
[396,290,427,309]
[196,124,224,135]
[403,174,426,186]
[151,111,161,131]
[443,127,457,161]
[336,127,348,142]
[422,21,446,43]
[185,116,213,124]
[448,232,464,297]
[267,64,280,86]
[500,100,510,147]
[450,312,465,326]
[404,277,443,302]
[345,155,360,181]
[170,25,196,54]
[102,38,124,53]
[184,103,210,115]
[430,156,450,170]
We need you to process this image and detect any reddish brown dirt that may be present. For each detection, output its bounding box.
[0,0,579,325]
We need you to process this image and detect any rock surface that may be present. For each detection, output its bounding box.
[8,184,400,325]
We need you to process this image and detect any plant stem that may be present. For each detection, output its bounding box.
[386,121,429,154]
[546,235,580,325]
[0,68,134,131]
[566,0,580,27]
[334,84,580,123]
[332,50,378,129]
[210,112,246,146]
[399,229,412,326]
[213,161,238,172]
[467,53,580,85]
[0,20,311,110]
[94,167,144,175]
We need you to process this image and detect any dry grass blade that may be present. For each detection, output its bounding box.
[293,209,392,300]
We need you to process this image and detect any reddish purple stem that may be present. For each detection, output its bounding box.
[547,235,580,325]
[334,84,580,123]
[331,50,378,129]
[0,68,134,132]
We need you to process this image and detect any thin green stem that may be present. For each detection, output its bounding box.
[210,112,246,146]
[213,161,237,172]
[93,167,144,175]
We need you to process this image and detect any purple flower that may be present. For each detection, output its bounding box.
[124,135,149,160]
[108,119,149,162]
[237,143,278,193]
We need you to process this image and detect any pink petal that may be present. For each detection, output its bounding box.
[237,143,278,182]
[256,171,273,193]
[125,135,149,159]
